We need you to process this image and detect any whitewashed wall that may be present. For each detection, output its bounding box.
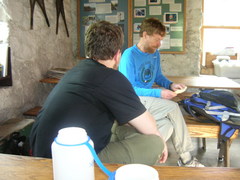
[0,0,203,123]
[161,0,202,76]
[0,0,74,123]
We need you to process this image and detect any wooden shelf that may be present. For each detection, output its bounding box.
[23,106,41,117]
[39,78,59,84]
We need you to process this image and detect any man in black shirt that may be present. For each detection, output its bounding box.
[30,21,167,165]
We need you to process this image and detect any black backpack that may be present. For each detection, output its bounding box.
[181,90,240,145]
[1,132,30,156]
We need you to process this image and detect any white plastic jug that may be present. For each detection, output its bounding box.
[51,127,94,180]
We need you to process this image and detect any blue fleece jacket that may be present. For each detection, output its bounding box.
[119,45,172,98]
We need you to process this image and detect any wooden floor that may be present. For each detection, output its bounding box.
[159,136,240,168]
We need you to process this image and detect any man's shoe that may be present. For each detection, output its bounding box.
[177,157,205,167]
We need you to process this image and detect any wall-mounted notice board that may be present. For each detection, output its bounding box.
[130,0,186,54]
[77,0,131,58]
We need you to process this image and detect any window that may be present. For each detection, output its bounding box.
[0,22,12,86]
[0,22,9,77]
[202,0,240,66]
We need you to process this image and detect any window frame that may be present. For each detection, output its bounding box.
[201,0,240,69]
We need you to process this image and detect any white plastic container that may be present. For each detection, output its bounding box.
[51,127,94,180]
[115,164,159,180]
[213,59,240,78]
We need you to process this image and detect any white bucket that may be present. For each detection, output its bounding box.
[114,164,159,180]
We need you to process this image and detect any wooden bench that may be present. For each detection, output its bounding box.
[184,115,239,167]
[23,105,239,167]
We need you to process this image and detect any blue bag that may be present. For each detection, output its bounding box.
[181,90,240,146]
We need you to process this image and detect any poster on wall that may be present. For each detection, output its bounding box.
[131,0,186,53]
[78,0,129,58]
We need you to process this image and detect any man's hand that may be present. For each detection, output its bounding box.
[158,140,168,163]
[170,83,186,92]
[161,89,177,99]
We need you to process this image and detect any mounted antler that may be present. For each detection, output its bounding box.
[30,0,50,29]
[56,0,69,37]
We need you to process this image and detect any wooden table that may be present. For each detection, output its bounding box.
[1,153,240,180]
[40,75,240,90]
[167,75,240,89]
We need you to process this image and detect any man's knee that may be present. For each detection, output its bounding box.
[157,123,174,141]
[144,135,165,153]
[134,134,165,165]
[98,134,165,165]
[165,99,180,110]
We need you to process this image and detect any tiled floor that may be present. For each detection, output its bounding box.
[157,136,240,167]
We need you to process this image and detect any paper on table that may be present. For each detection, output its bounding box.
[175,86,187,94]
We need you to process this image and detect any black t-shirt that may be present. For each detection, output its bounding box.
[30,59,146,158]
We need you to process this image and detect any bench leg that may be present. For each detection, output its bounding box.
[218,140,231,167]
[224,140,231,167]
[202,138,206,150]
[218,145,224,162]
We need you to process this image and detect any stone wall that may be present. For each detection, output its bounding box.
[0,0,203,123]
[161,0,202,76]
[0,0,74,123]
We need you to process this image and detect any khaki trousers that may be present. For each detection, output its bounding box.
[98,125,165,165]
[139,96,194,155]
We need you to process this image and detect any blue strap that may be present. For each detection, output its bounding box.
[55,137,116,179]
[84,141,116,179]
[191,96,208,104]
[220,123,236,139]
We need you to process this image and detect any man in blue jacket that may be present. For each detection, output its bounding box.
[119,18,204,167]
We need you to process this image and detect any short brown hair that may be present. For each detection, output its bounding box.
[139,18,166,37]
[85,21,124,60]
